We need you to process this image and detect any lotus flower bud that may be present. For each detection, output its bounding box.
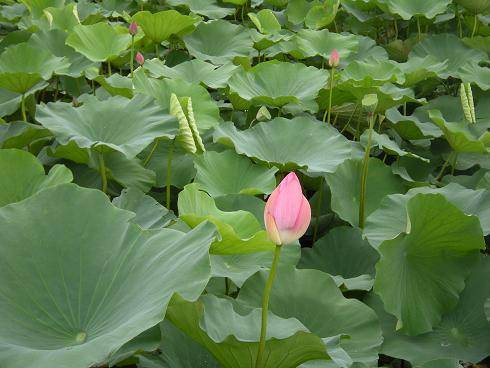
[264,172,311,245]
[129,21,138,36]
[135,52,145,65]
[328,49,339,68]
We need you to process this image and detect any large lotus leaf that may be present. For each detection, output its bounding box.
[167,0,235,19]
[299,227,379,291]
[183,20,256,65]
[409,34,487,78]
[0,184,216,368]
[112,188,176,229]
[139,139,196,189]
[228,61,327,111]
[398,56,448,86]
[0,43,68,93]
[28,30,95,78]
[178,183,275,254]
[167,294,330,368]
[133,69,221,131]
[194,150,278,197]
[93,73,133,98]
[0,148,72,207]
[20,0,64,18]
[361,130,429,162]
[43,3,80,32]
[214,117,353,174]
[364,183,490,248]
[385,107,442,139]
[325,158,406,227]
[0,89,22,117]
[139,321,220,368]
[144,58,238,89]
[66,23,131,62]
[382,0,451,20]
[368,257,490,365]
[211,243,300,287]
[215,194,266,224]
[429,110,489,153]
[0,121,51,148]
[339,59,405,87]
[305,0,340,29]
[456,0,490,13]
[132,10,197,44]
[238,266,383,367]
[36,94,177,159]
[457,62,490,91]
[374,193,485,336]
[109,326,160,366]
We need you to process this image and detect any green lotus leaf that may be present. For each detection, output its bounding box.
[429,110,489,153]
[374,193,485,335]
[368,257,490,365]
[93,73,133,98]
[364,183,490,248]
[381,0,451,20]
[194,150,278,197]
[178,183,275,254]
[43,3,80,31]
[167,294,330,368]
[0,43,68,93]
[144,58,238,89]
[385,107,442,139]
[285,0,314,25]
[21,0,64,18]
[340,59,405,87]
[211,243,300,287]
[36,94,177,159]
[228,61,327,111]
[398,56,448,86]
[167,0,235,19]
[360,130,430,161]
[215,194,266,224]
[299,226,379,291]
[0,121,51,149]
[66,23,131,62]
[139,321,220,368]
[112,188,176,229]
[409,34,487,78]
[183,20,256,65]
[139,139,196,189]
[133,69,221,131]
[0,148,72,207]
[238,266,383,367]
[0,183,216,368]
[109,326,160,367]
[455,0,490,14]
[457,62,490,91]
[28,29,95,78]
[0,89,22,117]
[248,9,281,34]
[325,158,407,227]
[305,0,340,29]
[214,117,353,174]
[132,10,198,44]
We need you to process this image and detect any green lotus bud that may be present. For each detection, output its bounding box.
[362,94,378,116]
[170,93,205,154]
[256,106,271,122]
[460,83,476,124]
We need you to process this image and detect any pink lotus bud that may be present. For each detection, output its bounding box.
[264,172,311,245]
[135,52,145,65]
[328,49,339,68]
[129,21,138,36]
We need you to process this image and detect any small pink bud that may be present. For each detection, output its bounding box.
[264,172,311,245]
[328,49,339,68]
[129,21,138,36]
[135,52,145,65]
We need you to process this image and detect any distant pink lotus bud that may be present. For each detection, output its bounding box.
[329,49,339,68]
[129,21,138,36]
[264,172,311,245]
[135,52,145,65]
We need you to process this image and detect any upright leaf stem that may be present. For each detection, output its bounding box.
[255,244,282,368]
[326,67,335,125]
[98,152,108,194]
[130,35,135,78]
[359,113,375,228]
[166,140,174,208]
[20,94,27,122]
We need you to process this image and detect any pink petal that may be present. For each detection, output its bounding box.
[265,212,282,245]
[271,173,304,231]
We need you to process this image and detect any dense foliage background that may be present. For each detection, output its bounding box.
[0,0,489,367]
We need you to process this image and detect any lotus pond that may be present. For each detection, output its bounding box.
[0,0,489,367]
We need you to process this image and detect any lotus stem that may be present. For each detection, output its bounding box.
[98,152,108,194]
[312,178,324,243]
[166,140,174,208]
[394,19,398,40]
[130,35,135,78]
[20,94,27,122]
[472,15,478,38]
[451,153,458,176]
[436,152,455,182]
[225,277,230,295]
[325,67,335,125]
[359,113,375,229]
[155,43,160,60]
[255,244,282,368]
[107,61,112,76]
[416,17,421,41]
[143,139,159,167]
